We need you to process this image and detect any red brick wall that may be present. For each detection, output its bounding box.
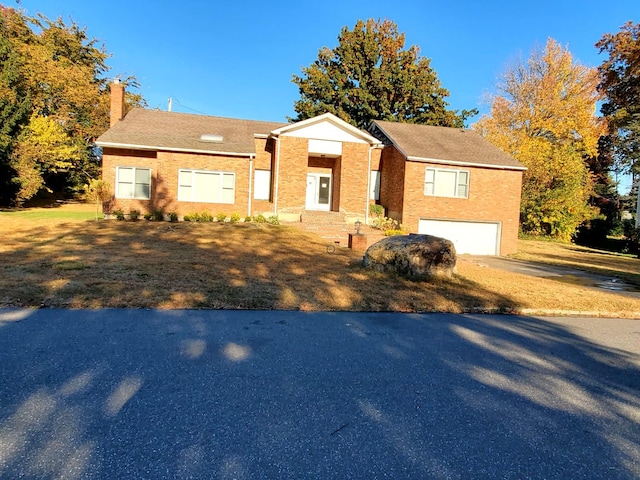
[275,137,370,217]
[101,148,158,214]
[339,142,369,218]
[276,137,308,212]
[370,148,382,171]
[102,147,252,217]
[379,146,406,221]
[401,160,523,255]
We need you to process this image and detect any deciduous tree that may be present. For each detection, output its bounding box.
[474,39,606,240]
[596,22,640,181]
[292,19,475,129]
[0,7,143,205]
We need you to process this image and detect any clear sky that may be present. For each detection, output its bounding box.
[9,0,640,189]
[12,0,637,120]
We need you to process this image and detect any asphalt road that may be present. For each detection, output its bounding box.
[0,309,639,479]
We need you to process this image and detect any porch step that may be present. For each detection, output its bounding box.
[299,210,346,224]
[286,211,386,248]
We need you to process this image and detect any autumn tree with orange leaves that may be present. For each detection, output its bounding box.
[597,22,640,181]
[475,39,606,240]
[0,7,143,205]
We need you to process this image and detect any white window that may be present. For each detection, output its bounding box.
[424,167,469,198]
[116,167,151,199]
[178,169,235,204]
[254,169,271,200]
[370,170,380,200]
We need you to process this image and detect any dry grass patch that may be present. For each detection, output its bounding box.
[513,239,640,286]
[1,204,640,316]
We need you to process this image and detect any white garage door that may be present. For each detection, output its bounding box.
[418,219,501,255]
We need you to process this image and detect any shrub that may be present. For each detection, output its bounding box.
[152,210,165,221]
[266,215,280,225]
[230,212,241,223]
[244,216,252,223]
[143,213,153,220]
[113,209,125,221]
[129,209,140,221]
[384,229,405,236]
[189,211,212,222]
[254,214,267,223]
[183,213,194,222]
[168,212,178,222]
[574,217,608,247]
[372,215,401,231]
[216,212,227,222]
[369,204,384,218]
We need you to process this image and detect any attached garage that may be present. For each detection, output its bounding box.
[418,219,501,255]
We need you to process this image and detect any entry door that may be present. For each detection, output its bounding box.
[306,174,331,211]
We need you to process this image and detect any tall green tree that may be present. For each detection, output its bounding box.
[292,18,475,129]
[596,22,640,182]
[0,7,143,205]
[474,39,606,240]
[0,6,32,203]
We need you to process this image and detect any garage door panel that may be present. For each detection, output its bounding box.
[418,219,500,255]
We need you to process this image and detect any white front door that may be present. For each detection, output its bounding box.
[306,174,331,211]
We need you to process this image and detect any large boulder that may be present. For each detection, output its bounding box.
[362,234,457,279]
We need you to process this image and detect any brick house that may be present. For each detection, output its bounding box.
[97,82,525,255]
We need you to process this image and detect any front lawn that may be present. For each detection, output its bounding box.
[1,203,639,317]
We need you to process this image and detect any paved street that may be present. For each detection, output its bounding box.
[0,309,639,479]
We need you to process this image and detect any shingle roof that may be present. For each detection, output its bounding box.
[370,120,525,170]
[96,109,287,156]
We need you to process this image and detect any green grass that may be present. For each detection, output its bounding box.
[0,205,96,222]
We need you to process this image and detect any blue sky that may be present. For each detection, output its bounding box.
[14,0,636,120]
[10,1,639,189]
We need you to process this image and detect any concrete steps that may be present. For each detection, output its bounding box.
[286,210,386,248]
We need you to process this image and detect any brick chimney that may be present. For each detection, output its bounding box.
[110,79,125,127]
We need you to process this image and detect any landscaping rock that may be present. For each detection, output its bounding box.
[362,234,457,279]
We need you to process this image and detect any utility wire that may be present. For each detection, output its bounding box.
[169,97,209,116]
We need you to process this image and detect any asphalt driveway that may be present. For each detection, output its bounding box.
[0,309,639,479]
[463,255,640,298]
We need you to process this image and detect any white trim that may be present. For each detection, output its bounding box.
[115,166,151,200]
[270,113,380,144]
[424,166,469,199]
[96,141,254,158]
[408,156,527,171]
[178,169,235,204]
[305,173,332,211]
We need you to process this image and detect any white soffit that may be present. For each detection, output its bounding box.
[308,139,342,156]
[284,121,368,143]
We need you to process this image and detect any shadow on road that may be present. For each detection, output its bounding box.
[0,309,638,478]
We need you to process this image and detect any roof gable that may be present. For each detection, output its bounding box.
[272,113,380,145]
[370,120,526,170]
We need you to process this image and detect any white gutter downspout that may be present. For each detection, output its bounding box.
[248,155,255,218]
[273,136,281,216]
